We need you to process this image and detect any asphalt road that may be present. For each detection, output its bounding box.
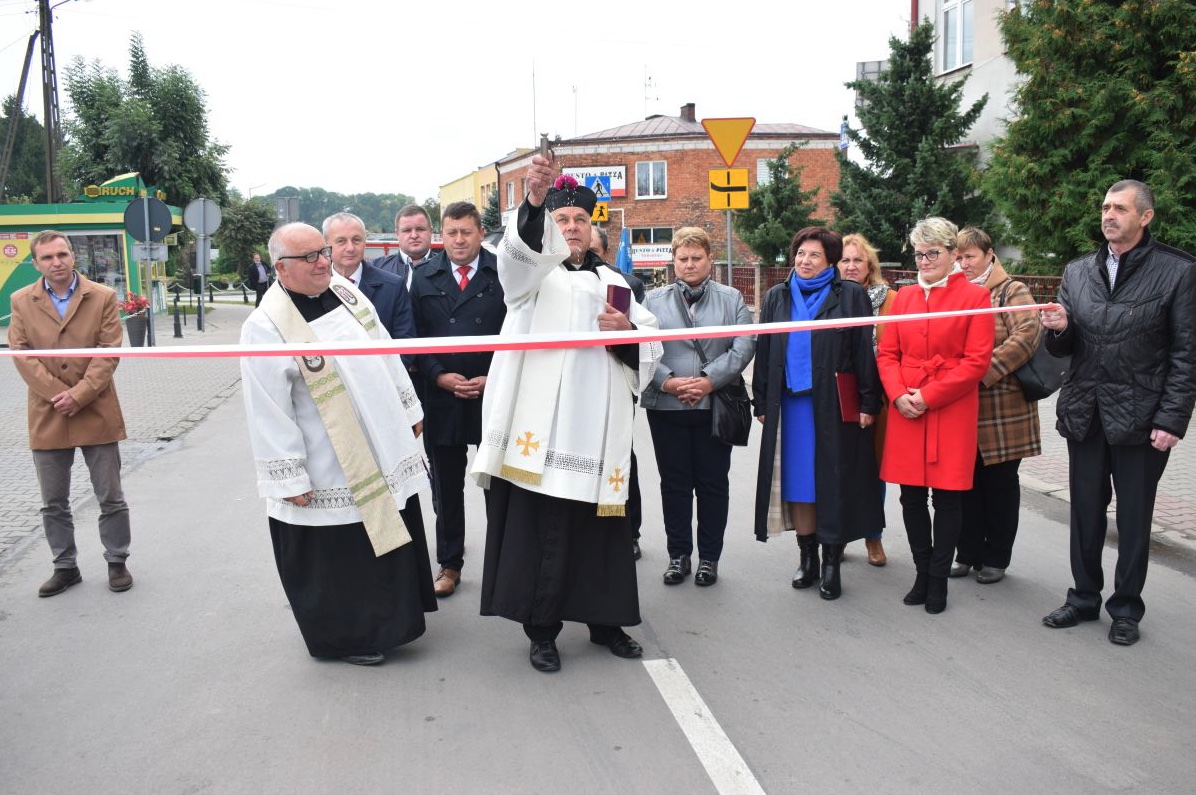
[2,389,1195,794]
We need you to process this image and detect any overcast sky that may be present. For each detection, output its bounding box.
[0,0,912,202]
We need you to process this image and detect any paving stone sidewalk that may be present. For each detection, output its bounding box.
[0,299,253,566]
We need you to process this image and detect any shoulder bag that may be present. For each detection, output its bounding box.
[999,280,1069,402]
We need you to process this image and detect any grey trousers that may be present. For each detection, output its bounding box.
[32,443,131,569]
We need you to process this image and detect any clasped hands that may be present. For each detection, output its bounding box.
[665,375,714,406]
[894,387,928,420]
[437,373,486,399]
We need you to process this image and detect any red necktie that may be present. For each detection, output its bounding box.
[457,266,470,291]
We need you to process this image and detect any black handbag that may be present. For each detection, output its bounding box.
[999,281,1069,402]
[673,289,752,446]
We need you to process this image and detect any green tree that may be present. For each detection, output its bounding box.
[734,144,824,264]
[832,20,991,265]
[264,186,415,231]
[0,95,47,203]
[58,32,229,205]
[985,1,1196,272]
[214,198,277,278]
[482,189,501,231]
[422,197,441,231]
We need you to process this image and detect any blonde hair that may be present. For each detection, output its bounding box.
[671,226,711,256]
[840,233,885,286]
[909,217,959,250]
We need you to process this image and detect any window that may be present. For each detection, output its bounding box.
[757,158,772,186]
[942,0,974,72]
[629,227,673,245]
[67,233,126,294]
[635,161,667,199]
[506,180,514,209]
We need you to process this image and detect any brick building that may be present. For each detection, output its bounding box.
[496,103,840,277]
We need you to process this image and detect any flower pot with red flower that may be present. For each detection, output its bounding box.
[122,292,150,347]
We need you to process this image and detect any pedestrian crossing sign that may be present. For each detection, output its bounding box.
[586,176,612,202]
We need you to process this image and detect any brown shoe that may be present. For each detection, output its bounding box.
[865,539,887,567]
[433,567,460,597]
[108,562,133,592]
[39,567,82,597]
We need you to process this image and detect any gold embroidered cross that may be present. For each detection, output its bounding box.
[608,466,626,492]
[516,431,540,457]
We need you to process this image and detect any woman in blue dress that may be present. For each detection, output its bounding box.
[753,227,883,600]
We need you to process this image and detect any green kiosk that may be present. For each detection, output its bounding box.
[1,173,181,326]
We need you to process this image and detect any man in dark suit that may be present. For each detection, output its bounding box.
[373,204,435,290]
[322,213,416,361]
[409,201,506,597]
[246,252,273,307]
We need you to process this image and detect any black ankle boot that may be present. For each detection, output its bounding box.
[791,535,820,589]
[925,576,948,614]
[819,543,844,600]
[903,572,929,605]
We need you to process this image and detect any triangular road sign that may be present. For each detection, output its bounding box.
[702,117,756,167]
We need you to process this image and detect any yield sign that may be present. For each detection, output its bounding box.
[702,117,756,167]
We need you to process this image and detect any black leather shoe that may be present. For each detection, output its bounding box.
[791,535,820,589]
[590,628,643,659]
[1108,617,1140,646]
[924,576,948,614]
[1042,603,1100,628]
[663,555,691,585]
[694,559,718,586]
[632,540,642,561]
[529,640,561,672]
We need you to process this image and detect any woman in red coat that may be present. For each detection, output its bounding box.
[876,217,993,614]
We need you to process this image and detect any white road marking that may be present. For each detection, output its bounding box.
[643,657,766,795]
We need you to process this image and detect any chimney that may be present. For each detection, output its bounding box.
[680,102,696,122]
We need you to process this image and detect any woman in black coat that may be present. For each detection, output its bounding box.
[753,227,883,600]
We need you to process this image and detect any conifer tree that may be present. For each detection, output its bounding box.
[833,21,990,265]
[734,144,824,265]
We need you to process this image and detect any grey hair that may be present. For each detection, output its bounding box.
[321,212,367,237]
[268,222,318,264]
[592,226,609,254]
[1108,179,1154,213]
[909,217,960,250]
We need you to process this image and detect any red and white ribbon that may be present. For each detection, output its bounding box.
[0,303,1053,360]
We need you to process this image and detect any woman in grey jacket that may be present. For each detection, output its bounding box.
[641,227,756,587]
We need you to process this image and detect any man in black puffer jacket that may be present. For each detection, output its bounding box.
[1040,179,1196,647]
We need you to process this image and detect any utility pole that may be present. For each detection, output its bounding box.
[39,0,64,203]
[0,32,40,203]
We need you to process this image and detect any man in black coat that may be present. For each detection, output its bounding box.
[1040,179,1196,646]
[323,212,416,364]
[409,201,506,597]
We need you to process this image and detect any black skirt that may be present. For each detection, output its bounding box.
[269,495,436,658]
[480,478,640,627]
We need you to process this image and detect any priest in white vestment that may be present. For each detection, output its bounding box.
[472,158,662,672]
[241,222,436,666]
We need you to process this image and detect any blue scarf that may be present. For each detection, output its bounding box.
[785,268,835,393]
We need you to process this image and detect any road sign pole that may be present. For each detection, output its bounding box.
[141,200,156,347]
[726,210,733,286]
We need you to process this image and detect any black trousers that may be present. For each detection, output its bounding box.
[254,284,268,307]
[958,453,1022,569]
[1065,417,1169,621]
[627,450,642,541]
[900,486,963,578]
[523,623,621,642]
[429,443,481,572]
[646,409,732,561]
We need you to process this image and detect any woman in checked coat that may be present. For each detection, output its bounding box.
[951,227,1042,585]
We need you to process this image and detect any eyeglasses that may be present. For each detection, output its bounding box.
[913,249,946,263]
[278,246,332,264]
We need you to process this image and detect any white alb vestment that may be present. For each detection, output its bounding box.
[240,278,429,526]
[471,214,662,514]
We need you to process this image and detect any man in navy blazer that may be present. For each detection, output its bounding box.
[373,204,435,290]
[409,202,506,597]
[323,212,416,365]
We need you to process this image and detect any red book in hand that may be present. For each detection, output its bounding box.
[836,372,860,422]
[606,284,632,315]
